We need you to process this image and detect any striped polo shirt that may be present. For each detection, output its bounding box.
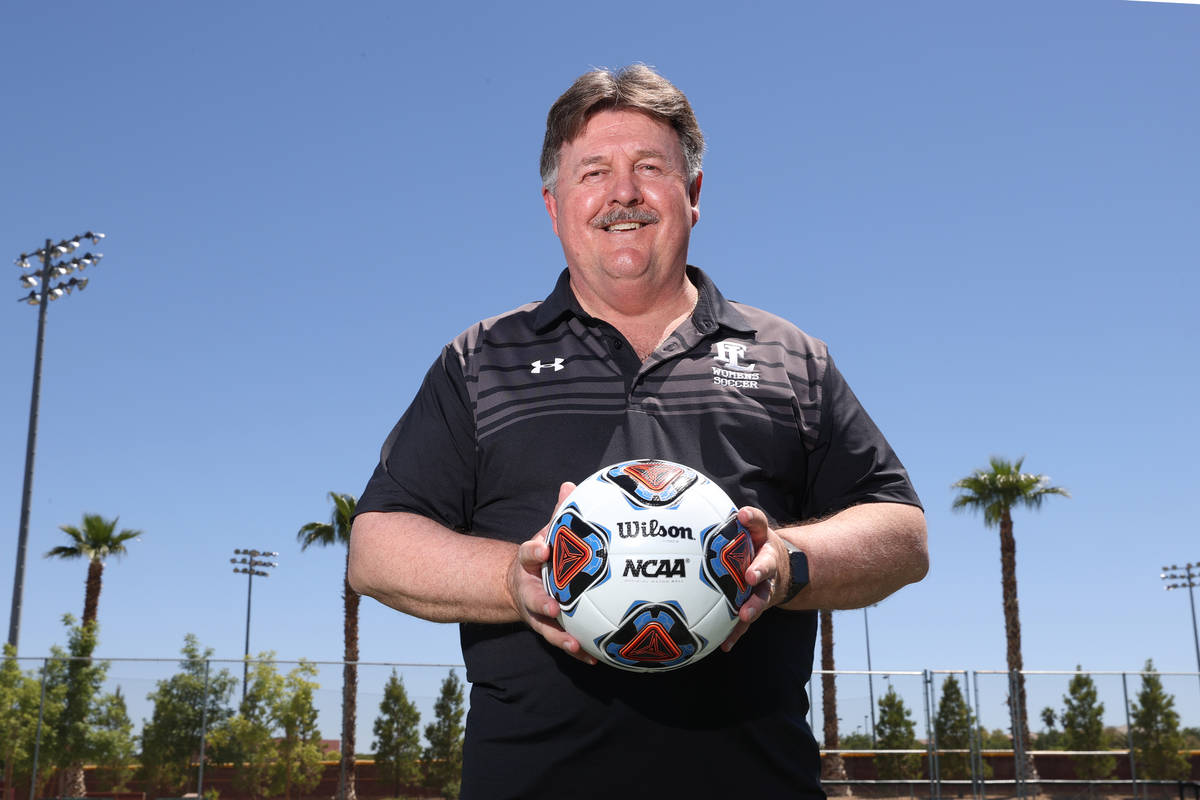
[358,265,920,800]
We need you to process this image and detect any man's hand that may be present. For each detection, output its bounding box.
[720,505,793,652]
[505,482,597,665]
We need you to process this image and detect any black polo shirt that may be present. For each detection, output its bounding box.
[358,266,920,800]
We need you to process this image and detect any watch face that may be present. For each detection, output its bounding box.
[785,549,809,601]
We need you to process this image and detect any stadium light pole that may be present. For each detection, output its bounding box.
[8,232,105,653]
[232,549,278,701]
[1160,562,1200,695]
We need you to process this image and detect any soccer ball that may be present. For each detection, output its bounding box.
[541,459,755,673]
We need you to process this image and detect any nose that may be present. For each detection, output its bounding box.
[609,165,643,207]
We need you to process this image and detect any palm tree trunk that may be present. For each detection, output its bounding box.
[83,559,103,626]
[819,610,851,795]
[341,552,359,800]
[4,753,15,800]
[999,510,1038,784]
[64,764,86,797]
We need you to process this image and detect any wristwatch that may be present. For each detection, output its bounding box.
[779,539,810,603]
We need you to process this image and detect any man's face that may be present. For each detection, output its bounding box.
[543,109,701,300]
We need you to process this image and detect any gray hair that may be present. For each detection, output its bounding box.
[540,64,705,195]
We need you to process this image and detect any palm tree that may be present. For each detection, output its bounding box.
[45,513,141,627]
[819,610,850,794]
[952,456,1068,782]
[297,492,359,800]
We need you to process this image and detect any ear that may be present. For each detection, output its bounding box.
[543,186,561,237]
[689,171,703,227]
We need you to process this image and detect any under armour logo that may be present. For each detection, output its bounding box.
[531,358,565,374]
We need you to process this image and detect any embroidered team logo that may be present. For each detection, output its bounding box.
[711,340,760,390]
[531,357,564,374]
[714,340,753,371]
[600,460,699,508]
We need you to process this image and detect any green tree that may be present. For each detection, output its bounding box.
[210,656,281,800]
[43,616,102,797]
[875,685,921,780]
[951,456,1068,781]
[1,645,45,800]
[423,670,465,799]
[1060,667,1115,781]
[839,731,873,750]
[371,671,422,797]
[140,635,237,797]
[1036,706,1065,749]
[33,617,137,798]
[208,656,324,800]
[935,675,975,780]
[44,513,141,627]
[297,491,360,800]
[89,687,137,791]
[272,661,325,800]
[1129,660,1190,780]
[979,727,1011,749]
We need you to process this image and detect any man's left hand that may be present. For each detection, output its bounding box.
[720,506,793,652]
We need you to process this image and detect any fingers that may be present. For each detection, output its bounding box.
[738,505,771,547]
[509,480,596,665]
[517,536,549,573]
[721,506,789,653]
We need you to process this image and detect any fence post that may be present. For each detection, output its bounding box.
[973,671,986,800]
[1122,671,1139,800]
[28,658,48,800]
[924,670,939,800]
[197,657,211,798]
[963,670,981,800]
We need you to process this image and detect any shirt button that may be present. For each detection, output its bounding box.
[664,342,678,352]
[611,338,623,350]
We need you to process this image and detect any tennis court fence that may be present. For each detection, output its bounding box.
[2,657,1198,800]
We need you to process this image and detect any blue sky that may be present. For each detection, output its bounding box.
[3,0,1198,744]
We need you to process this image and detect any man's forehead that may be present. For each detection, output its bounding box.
[563,110,683,163]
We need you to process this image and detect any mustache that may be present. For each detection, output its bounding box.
[590,207,659,229]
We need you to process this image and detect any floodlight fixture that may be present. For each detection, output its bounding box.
[1159,561,1200,695]
[231,546,279,700]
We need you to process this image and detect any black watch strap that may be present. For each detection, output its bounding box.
[781,540,810,603]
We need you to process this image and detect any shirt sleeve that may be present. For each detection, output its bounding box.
[802,354,922,519]
[356,344,477,532]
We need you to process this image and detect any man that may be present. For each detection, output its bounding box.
[349,65,928,799]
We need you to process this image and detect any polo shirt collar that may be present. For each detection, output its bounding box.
[532,266,756,335]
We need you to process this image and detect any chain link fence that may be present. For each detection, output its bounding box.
[809,667,1200,800]
[3,655,1198,800]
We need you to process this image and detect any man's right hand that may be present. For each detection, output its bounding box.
[505,481,597,665]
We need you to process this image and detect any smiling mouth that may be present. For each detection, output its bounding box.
[592,208,659,232]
